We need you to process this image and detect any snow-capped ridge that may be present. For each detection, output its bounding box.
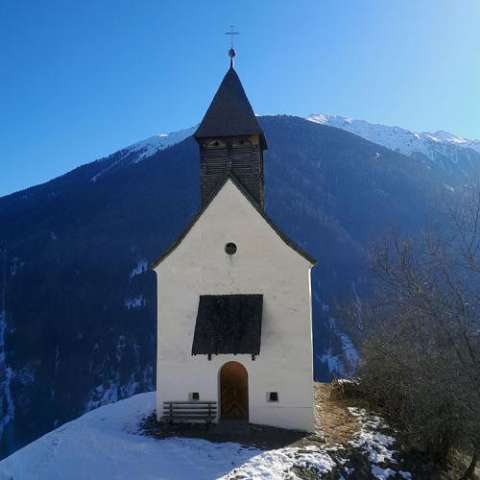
[308,113,480,157]
[90,126,195,183]
[126,126,196,161]
[91,114,480,185]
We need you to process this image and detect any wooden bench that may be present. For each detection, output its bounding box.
[162,401,217,424]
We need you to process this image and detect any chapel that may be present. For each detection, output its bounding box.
[152,49,315,431]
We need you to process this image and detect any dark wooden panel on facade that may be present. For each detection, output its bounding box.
[191,294,263,355]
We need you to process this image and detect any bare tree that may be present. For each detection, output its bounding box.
[355,185,480,477]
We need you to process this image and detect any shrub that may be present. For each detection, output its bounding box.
[352,187,480,476]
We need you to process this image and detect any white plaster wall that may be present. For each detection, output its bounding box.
[154,180,314,432]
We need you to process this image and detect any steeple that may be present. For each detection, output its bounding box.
[194,60,267,208]
[194,67,266,146]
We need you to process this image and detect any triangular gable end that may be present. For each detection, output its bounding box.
[151,175,316,269]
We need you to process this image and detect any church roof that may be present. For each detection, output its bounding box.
[150,174,316,268]
[194,67,267,148]
[192,294,263,355]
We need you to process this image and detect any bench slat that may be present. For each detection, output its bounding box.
[163,405,217,409]
[163,411,217,414]
[162,401,218,423]
[163,407,217,411]
[167,412,215,418]
[165,416,215,420]
[164,412,216,416]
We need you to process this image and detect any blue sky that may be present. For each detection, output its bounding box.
[1,0,479,197]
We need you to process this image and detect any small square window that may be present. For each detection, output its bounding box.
[268,392,279,402]
[190,392,200,401]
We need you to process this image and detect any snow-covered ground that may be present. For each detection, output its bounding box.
[0,393,260,480]
[347,408,412,480]
[0,392,335,480]
[0,391,413,480]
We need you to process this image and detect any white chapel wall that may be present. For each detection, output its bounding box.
[154,179,314,431]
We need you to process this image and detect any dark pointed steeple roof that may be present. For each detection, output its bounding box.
[194,67,267,148]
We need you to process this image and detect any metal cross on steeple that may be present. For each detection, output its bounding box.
[225,25,239,68]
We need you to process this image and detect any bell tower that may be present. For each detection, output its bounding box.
[194,50,267,208]
[154,42,315,434]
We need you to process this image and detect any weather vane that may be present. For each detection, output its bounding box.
[225,25,239,67]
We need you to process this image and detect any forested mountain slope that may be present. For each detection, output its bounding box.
[0,115,471,458]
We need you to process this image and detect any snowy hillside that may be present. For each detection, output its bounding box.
[308,113,480,158]
[125,126,196,160]
[0,392,255,480]
[90,126,196,183]
[91,115,480,176]
[0,392,333,480]
[0,391,416,480]
[120,114,480,167]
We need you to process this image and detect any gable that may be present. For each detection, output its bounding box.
[151,175,315,269]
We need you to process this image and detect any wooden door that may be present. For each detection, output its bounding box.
[220,361,249,420]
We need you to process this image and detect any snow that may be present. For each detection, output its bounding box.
[90,126,196,183]
[319,350,344,375]
[222,446,336,480]
[0,390,416,479]
[84,382,120,411]
[89,114,480,185]
[308,113,480,157]
[338,331,360,370]
[318,314,359,377]
[84,368,152,412]
[0,310,14,440]
[126,117,480,167]
[126,126,196,161]
[371,465,398,479]
[129,259,148,278]
[426,130,480,150]
[348,407,403,480]
[0,392,337,480]
[124,295,146,309]
[0,392,253,480]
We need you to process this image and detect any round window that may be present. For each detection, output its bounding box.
[225,242,237,255]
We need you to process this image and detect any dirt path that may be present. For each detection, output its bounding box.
[314,383,359,447]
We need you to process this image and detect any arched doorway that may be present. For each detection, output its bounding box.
[219,361,249,421]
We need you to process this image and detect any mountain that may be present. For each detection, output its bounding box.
[308,113,480,155]
[0,115,475,459]
[308,114,480,182]
[89,126,196,183]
